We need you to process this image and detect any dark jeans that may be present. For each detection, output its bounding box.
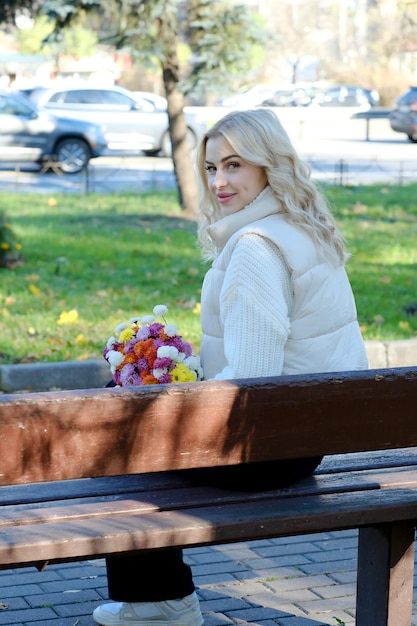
[105,456,323,602]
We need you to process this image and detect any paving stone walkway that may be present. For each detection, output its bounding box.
[1,529,417,626]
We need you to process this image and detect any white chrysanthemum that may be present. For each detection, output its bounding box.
[153,304,168,317]
[153,367,167,380]
[106,336,116,349]
[141,315,155,324]
[107,350,124,373]
[176,351,185,363]
[164,323,177,337]
[184,355,201,370]
[128,316,141,324]
[115,322,128,334]
[157,345,179,360]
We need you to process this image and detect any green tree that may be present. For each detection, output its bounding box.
[15,15,97,58]
[38,0,266,216]
[181,0,267,100]
[0,0,35,24]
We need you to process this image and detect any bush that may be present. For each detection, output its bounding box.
[0,211,23,268]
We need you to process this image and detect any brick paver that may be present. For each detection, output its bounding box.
[1,530,417,625]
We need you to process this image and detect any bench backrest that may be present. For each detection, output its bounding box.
[0,366,416,486]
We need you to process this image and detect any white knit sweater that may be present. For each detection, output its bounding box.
[215,233,292,380]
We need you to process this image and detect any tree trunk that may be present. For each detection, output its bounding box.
[159,21,198,218]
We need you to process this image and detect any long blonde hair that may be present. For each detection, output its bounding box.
[196,108,347,266]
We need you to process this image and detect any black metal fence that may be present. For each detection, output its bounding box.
[1,152,416,196]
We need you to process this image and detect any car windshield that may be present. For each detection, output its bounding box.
[0,93,33,116]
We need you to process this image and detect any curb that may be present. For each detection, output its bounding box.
[0,359,111,393]
[1,339,417,393]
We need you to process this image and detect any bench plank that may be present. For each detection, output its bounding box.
[1,367,417,485]
[2,465,417,526]
[1,477,417,568]
[1,448,417,507]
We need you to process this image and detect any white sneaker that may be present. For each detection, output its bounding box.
[92,591,204,626]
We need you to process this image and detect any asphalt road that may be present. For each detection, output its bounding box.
[0,112,415,194]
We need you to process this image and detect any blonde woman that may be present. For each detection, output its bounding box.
[197,107,368,382]
[93,108,368,626]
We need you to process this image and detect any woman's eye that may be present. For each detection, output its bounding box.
[228,162,239,169]
[205,165,216,173]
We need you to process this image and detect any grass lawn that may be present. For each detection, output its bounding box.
[0,184,416,366]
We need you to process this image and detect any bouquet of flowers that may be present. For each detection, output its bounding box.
[103,305,203,386]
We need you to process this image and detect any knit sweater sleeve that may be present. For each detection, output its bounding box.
[213,233,292,380]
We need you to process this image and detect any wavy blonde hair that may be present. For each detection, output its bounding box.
[196,108,347,266]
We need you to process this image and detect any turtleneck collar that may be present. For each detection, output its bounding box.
[207,186,281,252]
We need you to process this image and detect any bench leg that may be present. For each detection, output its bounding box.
[356,521,415,626]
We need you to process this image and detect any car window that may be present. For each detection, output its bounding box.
[397,89,417,105]
[47,90,100,104]
[47,91,66,103]
[99,90,134,106]
[0,94,33,116]
[47,88,136,107]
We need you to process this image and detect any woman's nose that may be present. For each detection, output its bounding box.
[213,169,227,188]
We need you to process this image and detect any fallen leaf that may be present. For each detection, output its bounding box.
[57,309,79,325]
[28,283,42,296]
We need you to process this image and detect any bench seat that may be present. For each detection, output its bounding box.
[1,449,416,570]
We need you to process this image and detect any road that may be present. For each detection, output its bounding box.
[0,111,415,194]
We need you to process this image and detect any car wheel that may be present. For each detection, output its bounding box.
[54,138,91,174]
[160,128,197,157]
[407,134,417,143]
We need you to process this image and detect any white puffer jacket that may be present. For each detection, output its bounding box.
[200,187,369,379]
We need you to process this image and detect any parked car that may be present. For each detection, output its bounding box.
[20,84,207,157]
[218,84,281,108]
[133,91,168,110]
[259,88,300,107]
[0,90,106,173]
[260,85,323,107]
[309,85,380,109]
[389,86,417,142]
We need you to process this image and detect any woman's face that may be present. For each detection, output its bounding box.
[204,135,268,216]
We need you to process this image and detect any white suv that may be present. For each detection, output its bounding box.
[21,84,207,157]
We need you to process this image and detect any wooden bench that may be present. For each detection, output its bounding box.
[1,365,417,626]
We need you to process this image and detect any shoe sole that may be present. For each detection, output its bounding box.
[94,615,204,626]
[95,619,204,626]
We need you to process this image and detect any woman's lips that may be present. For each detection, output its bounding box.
[216,193,235,204]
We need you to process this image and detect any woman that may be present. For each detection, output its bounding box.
[93,108,368,626]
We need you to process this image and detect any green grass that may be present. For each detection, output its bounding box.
[0,184,416,366]
[325,184,417,341]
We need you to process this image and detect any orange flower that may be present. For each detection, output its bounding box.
[140,372,159,385]
[122,353,137,366]
[133,338,151,358]
[134,338,157,367]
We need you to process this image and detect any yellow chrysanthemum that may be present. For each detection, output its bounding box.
[119,327,135,342]
[171,363,197,383]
